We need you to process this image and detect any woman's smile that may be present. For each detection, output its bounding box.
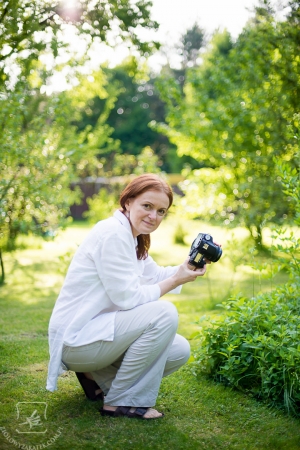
[143,219,155,226]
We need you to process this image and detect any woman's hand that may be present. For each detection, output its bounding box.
[158,258,207,297]
[176,258,207,283]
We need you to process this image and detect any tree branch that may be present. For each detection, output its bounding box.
[0,0,11,24]
[0,170,19,204]
[39,12,56,27]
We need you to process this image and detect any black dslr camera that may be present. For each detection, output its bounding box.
[188,233,222,269]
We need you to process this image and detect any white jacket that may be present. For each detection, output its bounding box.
[46,210,181,391]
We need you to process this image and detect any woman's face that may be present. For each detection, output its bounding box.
[125,189,170,238]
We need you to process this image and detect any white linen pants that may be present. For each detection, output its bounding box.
[62,301,190,407]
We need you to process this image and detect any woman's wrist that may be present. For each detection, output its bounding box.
[158,275,180,297]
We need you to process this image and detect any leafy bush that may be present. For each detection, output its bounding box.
[193,285,300,415]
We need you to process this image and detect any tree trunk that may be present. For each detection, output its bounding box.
[249,223,267,252]
[0,248,4,285]
[255,223,263,249]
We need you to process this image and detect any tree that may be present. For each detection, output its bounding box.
[160,22,206,88]
[153,23,208,171]
[156,4,299,246]
[0,86,79,248]
[178,23,206,70]
[74,57,179,172]
[0,0,159,283]
[0,71,119,282]
[0,0,159,86]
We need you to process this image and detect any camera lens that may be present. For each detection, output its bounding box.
[213,245,222,262]
[204,241,222,262]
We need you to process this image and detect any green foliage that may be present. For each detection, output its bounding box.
[173,223,187,245]
[0,86,81,251]
[75,58,179,172]
[57,249,75,276]
[156,4,299,244]
[175,166,236,221]
[0,0,159,86]
[0,54,121,284]
[83,189,118,223]
[272,115,300,284]
[62,69,120,179]
[0,0,161,257]
[113,146,161,176]
[104,60,167,158]
[193,286,300,415]
[73,55,203,174]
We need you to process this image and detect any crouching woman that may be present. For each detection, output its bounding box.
[46,174,207,419]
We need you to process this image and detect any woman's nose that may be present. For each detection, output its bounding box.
[148,210,157,220]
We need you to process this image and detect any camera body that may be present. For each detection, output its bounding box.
[188,233,222,269]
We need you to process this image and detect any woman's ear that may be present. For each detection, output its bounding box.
[125,199,131,211]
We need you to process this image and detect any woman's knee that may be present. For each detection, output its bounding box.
[178,335,191,364]
[164,335,190,376]
[156,300,178,329]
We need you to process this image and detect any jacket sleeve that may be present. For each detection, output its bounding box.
[92,230,161,310]
[141,255,182,294]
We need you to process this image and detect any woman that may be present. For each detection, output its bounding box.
[46,174,208,420]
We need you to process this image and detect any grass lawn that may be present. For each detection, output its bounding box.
[0,219,299,450]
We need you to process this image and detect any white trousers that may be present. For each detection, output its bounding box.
[62,301,190,407]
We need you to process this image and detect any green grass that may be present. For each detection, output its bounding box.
[0,219,299,450]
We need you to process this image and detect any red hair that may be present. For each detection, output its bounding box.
[119,174,173,259]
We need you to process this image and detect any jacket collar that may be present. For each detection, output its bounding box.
[113,210,137,245]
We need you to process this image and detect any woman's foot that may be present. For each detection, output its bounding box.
[102,405,163,419]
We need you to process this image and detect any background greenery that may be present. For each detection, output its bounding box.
[1,1,299,252]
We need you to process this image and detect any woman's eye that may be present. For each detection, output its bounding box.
[143,204,151,209]
[158,210,166,216]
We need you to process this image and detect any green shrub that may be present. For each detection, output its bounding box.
[192,284,300,415]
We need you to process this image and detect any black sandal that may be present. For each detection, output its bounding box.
[99,406,164,419]
[75,372,104,402]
